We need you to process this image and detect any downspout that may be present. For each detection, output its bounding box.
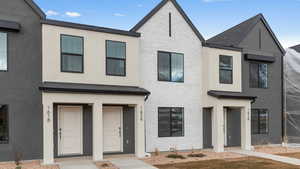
[282,52,286,144]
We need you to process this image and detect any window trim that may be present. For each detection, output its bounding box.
[60,34,84,73]
[0,32,8,72]
[157,50,184,83]
[219,55,233,84]
[251,109,269,135]
[249,62,268,89]
[0,104,9,144]
[158,107,185,138]
[105,40,126,77]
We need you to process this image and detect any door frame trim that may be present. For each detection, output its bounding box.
[103,106,123,153]
[57,105,83,156]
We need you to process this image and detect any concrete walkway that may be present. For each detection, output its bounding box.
[230,150,300,166]
[110,158,158,169]
[58,159,98,169]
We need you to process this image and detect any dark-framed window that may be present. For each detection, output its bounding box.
[219,55,233,84]
[158,51,184,82]
[250,62,268,88]
[158,107,184,137]
[251,109,269,134]
[0,105,8,144]
[106,40,126,76]
[61,34,84,73]
[0,32,7,71]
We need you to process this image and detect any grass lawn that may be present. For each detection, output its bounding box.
[155,157,300,169]
[278,153,300,159]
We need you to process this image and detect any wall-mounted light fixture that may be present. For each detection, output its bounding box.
[140,106,143,121]
[47,106,51,122]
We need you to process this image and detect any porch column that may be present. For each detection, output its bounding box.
[241,105,251,150]
[135,103,146,158]
[93,103,103,161]
[43,102,54,164]
[212,104,224,152]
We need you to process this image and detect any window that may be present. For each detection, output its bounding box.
[250,63,268,88]
[61,35,84,73]
[158,107,184,137]
[158,51,184,82]
[251,109,269,134]
[106,40,126,76]
[0,32,7,71]
[219,55,233,84]
[0,105,8,144]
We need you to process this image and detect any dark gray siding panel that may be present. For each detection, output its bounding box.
[123,106,135,154]
[239,21,283,145]
[0,0,43,161]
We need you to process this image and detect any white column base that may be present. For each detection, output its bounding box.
[93,103,103,161]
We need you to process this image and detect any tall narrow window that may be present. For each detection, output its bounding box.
[250,62,268,88]
[0,105,8,144]
[219,55,233,84]
[61,35,84,73]
[251,109,269,134]
[0,33,7,71]
[158,51,184,82]
[106,40,126,76]
[169,13,172,37]
[158,107,184,137]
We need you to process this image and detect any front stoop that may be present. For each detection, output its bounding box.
[110,159,158,169]
[58,159,98,169]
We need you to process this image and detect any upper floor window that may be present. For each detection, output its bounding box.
[251,109,269,134]
[250,63,268,88]
[158,107,184,137]
[61,35,84,73]
[219,55,233,84]
[0,32,7,71]
[158,51,184,82]
[0,105,8,144]
[106,40,126,76]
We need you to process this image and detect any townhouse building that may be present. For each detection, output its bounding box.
[0,0,284,164]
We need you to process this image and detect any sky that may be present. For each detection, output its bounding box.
[35,0,300,48]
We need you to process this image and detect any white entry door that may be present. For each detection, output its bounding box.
[103,107,123,153]
[58,106,83,156]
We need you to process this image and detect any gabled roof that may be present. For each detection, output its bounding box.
[291,44,300,53]
[207,14,285,54]
[24,0,46,19]
[130,0,205,42]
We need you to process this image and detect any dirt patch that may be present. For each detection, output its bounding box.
[155,157,300,169]
[142,150,245,166]
[95,161,118,169]
[277,152,300,159]
[0,161,59,169]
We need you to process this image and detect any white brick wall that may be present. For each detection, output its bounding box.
[137,1,203,152]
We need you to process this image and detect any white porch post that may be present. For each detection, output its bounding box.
[43,102,54,164]
[241,105,251,150]
[135,103,146,158]
[93,103,103,161]
[212,104,225,152]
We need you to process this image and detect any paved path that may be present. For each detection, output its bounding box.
[230,150,300,166]
[58,159,98,169]
[110,158,158,169]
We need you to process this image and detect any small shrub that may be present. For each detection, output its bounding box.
[101,163,110,168]
[14,152,23,169]
[166,154,186,159]
[188,153,206,158]
[154,148,160,156]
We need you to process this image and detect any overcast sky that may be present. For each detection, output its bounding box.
[35,0,300,48]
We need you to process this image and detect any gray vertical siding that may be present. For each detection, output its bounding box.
[0,0,43,161]
[239,21,283,145]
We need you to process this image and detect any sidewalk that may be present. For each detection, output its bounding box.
[110,158,158,169]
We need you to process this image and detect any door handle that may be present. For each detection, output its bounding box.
[59,128,62,140]
[118,127,121,137]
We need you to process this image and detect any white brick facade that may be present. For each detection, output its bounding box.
[137,1,203,152]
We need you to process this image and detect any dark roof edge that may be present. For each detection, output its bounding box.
[41,19,141,37]
[24,0,46,19]
[130,0,205,42]
[207,90,257,100]
[203,42,242,52]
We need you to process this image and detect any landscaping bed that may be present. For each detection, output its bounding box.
[155,157,300,169]
[255,145,300,154]
[0,161,59,169]
[95,161,118,169]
